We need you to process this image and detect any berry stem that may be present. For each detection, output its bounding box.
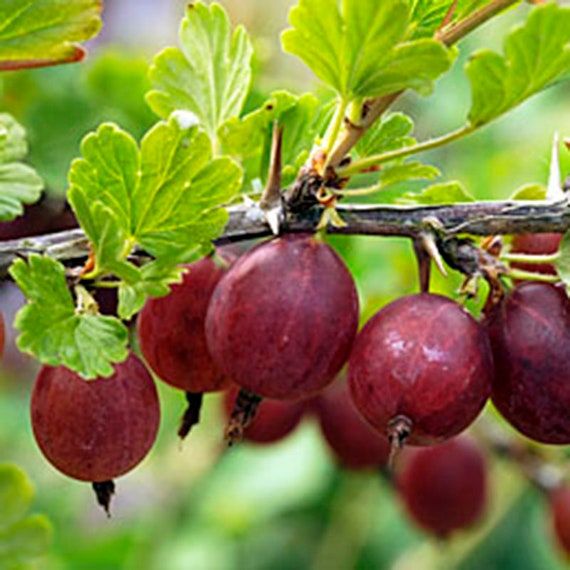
[177,391,204,440]
[500,252,560,264]
[507,268,560,284]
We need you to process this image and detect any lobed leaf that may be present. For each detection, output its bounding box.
[466,3,570,126]
[378,161,441,189]
[282,0,453,100]
[9,255,129,379]
[147,2,253,144]
[0,0,102,70]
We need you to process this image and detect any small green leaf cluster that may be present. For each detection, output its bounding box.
[0,114,43,221]
[0,464,52,569]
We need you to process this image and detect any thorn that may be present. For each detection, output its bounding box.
[547,132,563,201]
[260,123,285,235]
[421,232,448,277]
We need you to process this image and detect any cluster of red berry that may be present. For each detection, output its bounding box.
[25,231,570,552]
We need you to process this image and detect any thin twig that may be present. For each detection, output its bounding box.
[1,198,568,278]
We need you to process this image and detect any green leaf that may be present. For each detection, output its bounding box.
[356,112,415,157]
[409,0,492,39]
[0,515,53,567]
[0,464,52,568]
[378,161,441,188]
[0,114,27,163]
[400,180,475,204]
[9,255,129,379]
[282,0,453,99]
[0,164,44,222]
[147,2,253,143]
[0,114,43,222]
[466,3,570,126]
[0,466,34,531]
[118,261,186,320]
[0,0,102,70]
[509,183,547,201]
[69,118,242,264]
[220,91,325,188]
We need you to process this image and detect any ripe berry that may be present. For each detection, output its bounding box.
[31,354,160,512]
[397,436,488,537]
[550,485,570,558]
[510,233,561,275]
[348,294,491,448]
[314,379,390,470]
[487,282,570,444]
[206,234,359,400]
[138,253,233,437]
[223,387,305,444]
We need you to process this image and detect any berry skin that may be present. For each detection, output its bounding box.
[223,387,305,444]
[487,282,570,444]
[138,254,232,393]
[314,380,390,470]
[397,436,488,537]
[31,354,160,482]
[510,233,561,275]
[348,294,492,446]
[206,234,359,400]
[550,486,570,558]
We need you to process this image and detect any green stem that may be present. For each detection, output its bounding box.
[323,98,349,163]
[338,124,474,177]
[508,268,560,283]
[501,252,560,264]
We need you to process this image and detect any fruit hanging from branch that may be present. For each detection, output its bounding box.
[487,282,570,444]
[397,436,488,537]
[206,233,359,401]
[30,353,160,514]
[138,252,234,439]
[313,378,390,470]
[222,386,306,445]
[348,294,492,456]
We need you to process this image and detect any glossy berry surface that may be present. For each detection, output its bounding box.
[206,234,359,400]
[223,387,305,444]
[31,354,160,482]
[510,233,561,275]
[315,380,390,470]
[138,254,231,393]
[397,436,488,537]
[550,486,570,558]
[348,294,492,446]
[487,282,570,444]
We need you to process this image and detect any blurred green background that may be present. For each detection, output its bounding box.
[0,1,569,568]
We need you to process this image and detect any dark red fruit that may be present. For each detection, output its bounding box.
[314,380,390,470]
[550,485,570,558]
[397,436,488,537]
[205,234,359,400]
[348,294,491,446]
[31,353,160,482]
[487,282,570,444]
[510,233,561,275]
[223,387,305,444]
[138,255,232,393]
